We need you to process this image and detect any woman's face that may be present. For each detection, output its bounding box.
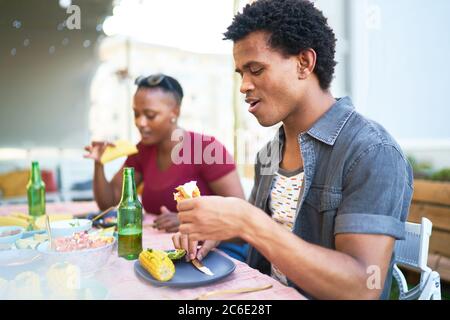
[133,87,180,145]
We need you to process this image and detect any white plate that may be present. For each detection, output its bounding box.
[0,226,25,245]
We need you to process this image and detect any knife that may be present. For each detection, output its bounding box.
[191,258,214,276]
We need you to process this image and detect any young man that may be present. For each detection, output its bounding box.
[172,0,413,299]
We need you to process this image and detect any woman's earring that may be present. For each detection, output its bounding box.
[171,118,177,123]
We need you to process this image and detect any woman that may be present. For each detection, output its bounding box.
[84,73,248,261]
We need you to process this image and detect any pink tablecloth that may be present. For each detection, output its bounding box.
[0,202,306,300]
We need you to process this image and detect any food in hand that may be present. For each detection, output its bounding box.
[173,181,201,202]
[165,249,186,260]
[100,140,138,164]
[139,249,175,282]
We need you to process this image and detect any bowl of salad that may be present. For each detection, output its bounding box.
[36,231,115,276]
[50,219,92,238]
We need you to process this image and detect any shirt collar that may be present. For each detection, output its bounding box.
[275,96,355,147]
[306,96,355,146]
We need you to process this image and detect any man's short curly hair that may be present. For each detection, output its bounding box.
[224,0,337,90]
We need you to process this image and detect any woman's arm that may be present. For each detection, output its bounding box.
[85,141,142,210]
[207,169,245,199]
[92,162,120,210]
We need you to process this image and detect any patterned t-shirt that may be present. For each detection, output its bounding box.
[269,167,304,285]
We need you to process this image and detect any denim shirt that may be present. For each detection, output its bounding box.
[247,97,414,300]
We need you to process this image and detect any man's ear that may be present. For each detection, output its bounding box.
[296,48,317,80]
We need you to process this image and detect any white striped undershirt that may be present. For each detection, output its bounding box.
[269,167,304,285]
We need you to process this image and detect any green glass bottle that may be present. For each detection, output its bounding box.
[26,161,46,217]
[117,167,143,260]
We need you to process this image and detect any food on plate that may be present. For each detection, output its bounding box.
[100,140,138,164]
[52,231,114,252]
[0,229,21,237]
[0,278,9,299]
[34,214,73,230]
[10,212,32,220]
[102,216,117,224]
[165,249,186,260]
[8,271,43,300]
[0,215,30,228]
[15,233,48,249]
[96,226,116,237]
[46,262,81,299]
[139,249,175,282]
[173,181,201,202]
[1,264,95,299]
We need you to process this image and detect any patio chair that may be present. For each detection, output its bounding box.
[393,217,441,300]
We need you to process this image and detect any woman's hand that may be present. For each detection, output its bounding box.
[83,141,115,164]
[172,232,220,261]
[177,196,251,242]
[153,206,180,233]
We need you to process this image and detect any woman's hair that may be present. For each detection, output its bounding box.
[223,0,337,90]
[135,73,184,105]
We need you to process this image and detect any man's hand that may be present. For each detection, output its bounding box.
[177,196,251,241]
[153,206,180,233]
[172,232,220,261]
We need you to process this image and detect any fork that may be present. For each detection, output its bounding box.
[194,284,273,300]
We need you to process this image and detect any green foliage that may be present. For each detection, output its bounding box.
[430,168,450,182]
[407,155,450,182]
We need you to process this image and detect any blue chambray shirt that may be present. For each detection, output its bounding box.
[247,97,414,300]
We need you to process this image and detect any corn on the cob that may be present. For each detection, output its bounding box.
[10,212,33,221]
[139,249,175,281]
[0,215,30,228]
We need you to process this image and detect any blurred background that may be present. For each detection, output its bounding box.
[1,0,449,204]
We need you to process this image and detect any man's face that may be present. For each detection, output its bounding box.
[233,31,304,127]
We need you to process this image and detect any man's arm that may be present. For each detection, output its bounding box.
[241,208,394,299]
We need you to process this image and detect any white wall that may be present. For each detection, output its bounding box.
[349,0,450,169]
[360,0,449,140]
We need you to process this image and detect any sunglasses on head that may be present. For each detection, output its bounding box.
[135,74,177,94]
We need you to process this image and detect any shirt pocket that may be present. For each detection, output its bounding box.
[304,186,342,213]
[303,186,342,249]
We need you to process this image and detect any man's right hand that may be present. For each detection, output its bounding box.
[171,232,220,261]
[84,141,115,164]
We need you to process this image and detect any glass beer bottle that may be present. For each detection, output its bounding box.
[27,161,46,217]
[117,167,143,260]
